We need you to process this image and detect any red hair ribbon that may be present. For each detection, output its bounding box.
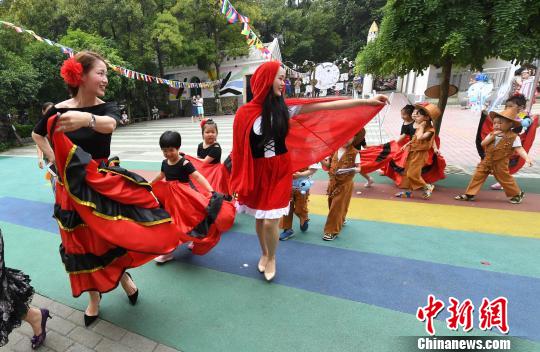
[60,57,83,87]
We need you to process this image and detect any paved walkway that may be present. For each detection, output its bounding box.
[2,294,180,352]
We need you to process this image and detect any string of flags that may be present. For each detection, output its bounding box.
[219,0,308,78]
[0,20,222,90]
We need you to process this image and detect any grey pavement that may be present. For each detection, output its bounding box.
[1,294,180,352]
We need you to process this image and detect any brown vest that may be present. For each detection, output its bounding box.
[483,131,517,163]
[329,145,358,182]
[410,126,435,152]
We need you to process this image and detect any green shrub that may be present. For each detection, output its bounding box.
[13,123,34,138]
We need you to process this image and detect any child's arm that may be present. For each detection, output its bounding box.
[433,143,440,155]
[37,145,44,169]
[415,122,434,141]
[400,140,412,151]
[320,157,331,169]
[150,172,165,185]
[199,156,216,164]
[515,146,533,166]
[293,168,317,179]
[480,131,499,147]
[396,134,407,144]
[191,171,214,193]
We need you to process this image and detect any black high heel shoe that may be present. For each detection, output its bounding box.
[124,272,139,305]
[84,293,101,327]
[31,308,51,349]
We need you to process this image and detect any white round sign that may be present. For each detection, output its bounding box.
[314,63,340,90]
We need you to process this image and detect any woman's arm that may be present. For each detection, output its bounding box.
[32,132,55,163]
[191,171,213,193]
[150,172,165,185]
[298,94,388,115]
[55,111,117,134]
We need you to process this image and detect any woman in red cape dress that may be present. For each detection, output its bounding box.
[231,61,387,281]
[32,52,180,327]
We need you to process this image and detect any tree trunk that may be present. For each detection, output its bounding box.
[214,61,222,115]
[213,12,223,115]
[435,59,453,135]
[155,41,168,111]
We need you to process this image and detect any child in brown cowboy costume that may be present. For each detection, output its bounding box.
[321,132,363,241]
[395,102,440,199]
[279,164,318,241]
[456,107,532,204]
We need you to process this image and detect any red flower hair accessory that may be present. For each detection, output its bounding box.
[200,118,209,128]
[60,57,83,87]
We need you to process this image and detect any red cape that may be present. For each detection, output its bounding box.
[231,61,384,197]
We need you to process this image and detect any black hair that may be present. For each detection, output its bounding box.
[401,104,414,116]
[514,67,524,76]
[260,89,289,148]
[201,119,218,136]
[159,130,181,149]
[505,94,527,108]
[42,102,54,115]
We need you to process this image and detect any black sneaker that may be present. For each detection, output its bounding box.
[509,191,524,204]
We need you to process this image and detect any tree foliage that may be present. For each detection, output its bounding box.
[356,0,540,132]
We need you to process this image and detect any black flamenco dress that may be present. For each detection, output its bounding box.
[0,229,34,347]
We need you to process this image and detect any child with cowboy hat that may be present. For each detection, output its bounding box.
[456,107,532,204]
[395,102,441,199]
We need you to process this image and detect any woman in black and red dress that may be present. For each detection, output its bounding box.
[231,61,387,281]
[32,51,179,327]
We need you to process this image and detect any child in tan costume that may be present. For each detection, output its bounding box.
[455,107,532,204]
[395,102,441,199]
[321,132,363,241]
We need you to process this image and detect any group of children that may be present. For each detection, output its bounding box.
[123,94,534,255]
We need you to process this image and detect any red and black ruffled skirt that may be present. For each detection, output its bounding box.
[152,180,236,255]
[51,130,180,297]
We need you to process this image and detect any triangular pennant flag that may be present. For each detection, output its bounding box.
[239,14,250,23]
[221,0,229,15]
[14,26,23,33]
[225,7,238,24]
[241,23,250,36]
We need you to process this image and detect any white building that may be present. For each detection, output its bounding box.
[164,38,282,106]
[396,58,520,102]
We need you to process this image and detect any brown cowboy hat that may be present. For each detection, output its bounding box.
[488,107,521,127]
[424,84,458,99]
[414,102,441,121]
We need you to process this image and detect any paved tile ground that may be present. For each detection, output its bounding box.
[1,93,538,351]
[1,295,180,352]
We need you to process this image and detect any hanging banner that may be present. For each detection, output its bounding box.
[0,20,221,89]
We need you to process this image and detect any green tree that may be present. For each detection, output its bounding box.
[356,0,540,133]
[171,0,260,113]
[0,50,40,114]
[59,29,129,101]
